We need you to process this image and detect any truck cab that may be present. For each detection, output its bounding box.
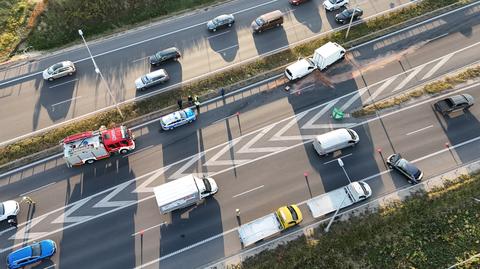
[101,126,136,154]
[275,205,303,229]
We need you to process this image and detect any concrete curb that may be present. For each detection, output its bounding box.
[204,159,480,269]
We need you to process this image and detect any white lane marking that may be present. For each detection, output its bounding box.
[392,67,423,92]
[48,79,78,89]
[428,32,449,42]
[0,227,15,236]
[131,222,166,236]
[216,44,239,53]
[340,87,369,111]
[122,145,153,158]
[289,84,315,95]
[232,185,264,198]
[422,53,454,80]
[51,96,82,108]
[323,153,353,165]
[406,125,433,136]
[132,56,149,63]
[20,182,56,197]
[43,264,57,269]
[364,76,396,104]
[207,31,231,39]
[1,82,478,253]
[0,1,471,147]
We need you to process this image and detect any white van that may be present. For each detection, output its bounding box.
[312,128,359,156]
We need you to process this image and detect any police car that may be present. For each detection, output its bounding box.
[160,108,196,130]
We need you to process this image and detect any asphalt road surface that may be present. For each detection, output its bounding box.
[0,2,480,269]
[0,0,416,145]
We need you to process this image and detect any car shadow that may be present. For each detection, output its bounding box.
[207,28,239,62]
[253,26,289,56]
[291,1,322,33]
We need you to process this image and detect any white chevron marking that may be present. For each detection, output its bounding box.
[339,87,370,111]
[364,76,396,104]
[52,198,93,224]
[93,181,135,208]
[421,53,454,80]
[270,111,314,141]
[238,125,289,153]
[204,140,249,166]
[9,215,49,241]
[302,101,337,129]
[393,67,423,92]
[170,152,208,179]
[133,167,169,193]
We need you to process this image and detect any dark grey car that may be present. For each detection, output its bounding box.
[149,47,181,66]
[207,14,235,32]
[387,153,423,184]
[335,8,363,24]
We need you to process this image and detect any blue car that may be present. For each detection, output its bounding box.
[7,240,56,269]
[160,108,196,130]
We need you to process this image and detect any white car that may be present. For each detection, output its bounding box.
[323,0,348,11]
[135,69,170,91]
[42,61,76,81]
[0,200,19,222]
[285,58,316,81]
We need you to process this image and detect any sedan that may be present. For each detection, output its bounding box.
[335,8,363,24]
[160,108,196,130]
[207,14,235,32]
[387,153,423,184]
[7,240,56,269]
[42,61,76,81]
[135,69,169,91]
[323,0,349,11]
[289,0,310,5]
[0,200,19,222]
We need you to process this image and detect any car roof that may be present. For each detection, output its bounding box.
[216,14,232,20]
[396,158,420,175]
[287,58,314,73]
[146,69,167,79]
[162,111,185,125]
[158,47,179,55]
[315,128,354,148]
[8,244,33,262]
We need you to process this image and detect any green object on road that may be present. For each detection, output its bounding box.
[332,107,345,120]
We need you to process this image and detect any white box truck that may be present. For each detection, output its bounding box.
[238,205,303,247]
[153,174,218,214]
[307,181,371,218]
[284,42,346,80]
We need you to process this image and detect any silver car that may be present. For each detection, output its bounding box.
[43,61,76,81]
[135,69,170,91]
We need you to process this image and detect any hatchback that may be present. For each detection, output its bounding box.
[149,47,181,66]
[207,14,235,32]
[135,69,169,91]
[42,61,76,81]
[7,240,56,269]
[160,108,196,130]
[335,8,363,24]
[387,153,423,184]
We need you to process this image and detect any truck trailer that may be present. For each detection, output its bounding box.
[153,174,218,214]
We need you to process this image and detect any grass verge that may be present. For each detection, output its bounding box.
[233,173,480,269]
[352,65,480,117]
[0,0,471,167]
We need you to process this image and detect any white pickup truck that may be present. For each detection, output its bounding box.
[238,205,303,247]
[307,181,371,218]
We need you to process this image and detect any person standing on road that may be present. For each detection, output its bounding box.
[177,99,183,109]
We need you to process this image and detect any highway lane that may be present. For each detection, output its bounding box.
[1,11,480,267]
[0,0,419,144]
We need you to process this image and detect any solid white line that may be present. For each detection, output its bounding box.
[132,56,149,63]
[428,32,449,42]
[20,182,56,197]
[406,125,433,136]
[207,30,231,39]
[392,67,423,92]
[51,96,82,107]
[290,84,314,95]
[0,227,15,236]
[364,76,396,104]
[131,222,166,236]
[48,79,78,89]
[422,53,454,80]
[323,153,353,165]
[43,264,57,269]
[122,145,153,158]
[216,44,239,53]
[232,185,264,198]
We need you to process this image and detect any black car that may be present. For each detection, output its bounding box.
[387,154,423,184]
[335,8,363,24]
[207,14,235,32]
[149,47,181,66]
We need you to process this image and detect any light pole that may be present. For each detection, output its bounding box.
[78,29,124,118]
[345,7,358,39]
[337,158,352,184]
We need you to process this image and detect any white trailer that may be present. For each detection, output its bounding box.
[312,42,346,70]
[307,181,371,218]
[153,174,218,214]
[238,205,303,247]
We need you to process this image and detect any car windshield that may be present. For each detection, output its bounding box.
[0,203,4,215]
[31,243,41,257]
[202,177,212,192]
[213,18,220,25]
[347,129,356,139]
[328,0,336,4]
[398,159,419,175]
[255,18,265,26]
[48,63,62,74]
[342,9,353,16]
[141,76,150,84]
[359,183,369,196]
[287,206,299,221]
[179,111,187,119]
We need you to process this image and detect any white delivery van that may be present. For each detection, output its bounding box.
[313,128,359,156]
[284,42,345,80]
[153,174,218,214]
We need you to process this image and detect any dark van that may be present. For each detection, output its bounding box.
[251,10,284,33]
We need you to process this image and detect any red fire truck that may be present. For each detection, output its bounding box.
[62,126,135,167]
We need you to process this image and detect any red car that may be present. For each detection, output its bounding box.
[289,0,310,5]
